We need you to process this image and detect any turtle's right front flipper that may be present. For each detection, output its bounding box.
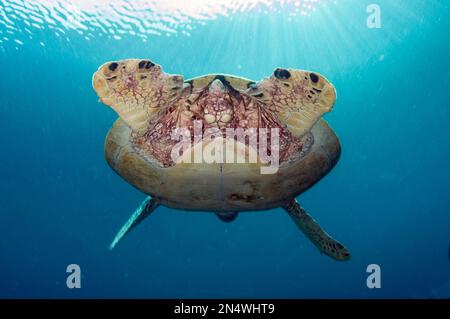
[93,59,185,135]
[282,199,351,261]
[109,196,160,250]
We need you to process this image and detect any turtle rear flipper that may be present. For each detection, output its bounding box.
[109,197,160,250]
[283,199,351,261]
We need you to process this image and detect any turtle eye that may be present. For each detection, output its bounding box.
[108,62,118,71]
[248,83,258,90]
[274,68,291,80]
[139,60,155,69]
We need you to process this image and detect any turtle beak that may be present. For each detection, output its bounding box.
[209,79,226,94]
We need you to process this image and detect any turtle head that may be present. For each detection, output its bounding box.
[92,59,185,134]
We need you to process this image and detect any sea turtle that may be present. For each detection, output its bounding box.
[92,59,351,261]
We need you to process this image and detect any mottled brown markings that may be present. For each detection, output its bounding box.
[228,193,257,202]
[125,71,315,168]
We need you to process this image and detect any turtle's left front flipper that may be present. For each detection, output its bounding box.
[282,199,351,261]
[109,197,160,250]
[246,69,336,138]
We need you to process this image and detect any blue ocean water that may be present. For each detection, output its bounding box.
[0,0,449,298]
